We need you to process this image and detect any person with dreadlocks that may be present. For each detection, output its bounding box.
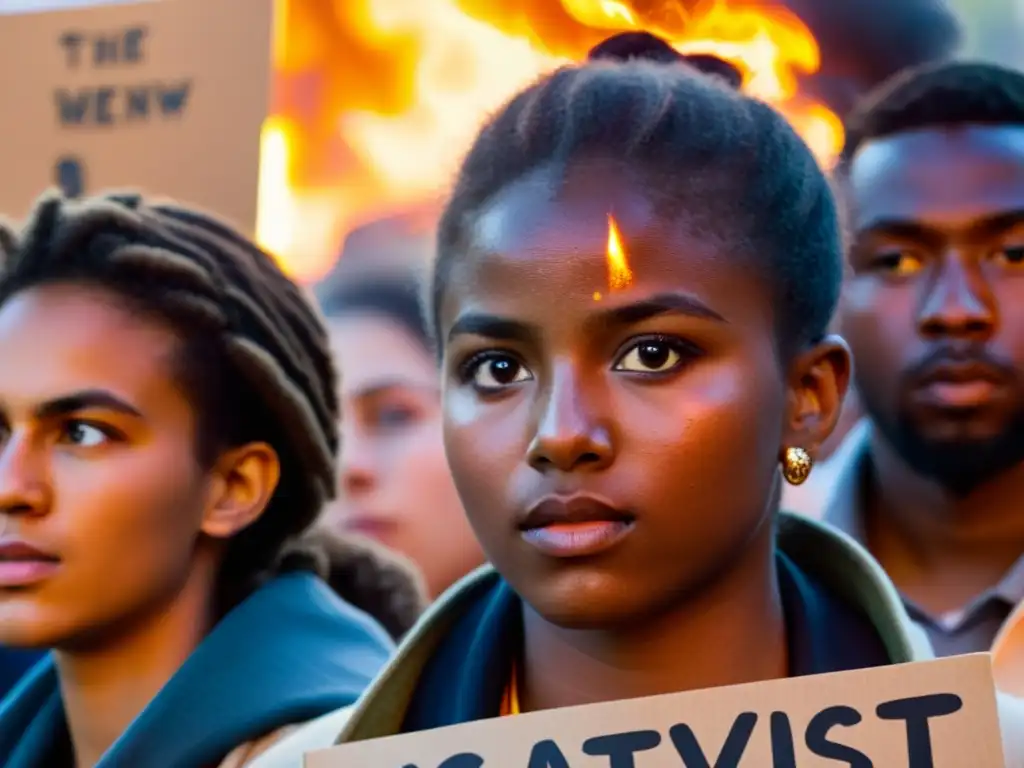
[0,190,407,767]
[811,61,1024,685]
[254,33,1024,764]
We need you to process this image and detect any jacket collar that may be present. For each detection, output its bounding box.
[339,513,931,743]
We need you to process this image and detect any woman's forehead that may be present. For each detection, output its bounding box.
[329,315,434,396]
[468,160,657,258]
[0,286,182,415]
[452,184,730,297]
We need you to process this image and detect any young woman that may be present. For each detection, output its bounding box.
[0,191,408,766]
[258,32,1023,763]
[316,275,485,599]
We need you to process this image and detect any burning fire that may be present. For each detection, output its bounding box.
[258,0,844,282]
[605,214,634,292]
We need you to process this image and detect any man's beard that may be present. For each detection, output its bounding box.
[864,391,1024,497]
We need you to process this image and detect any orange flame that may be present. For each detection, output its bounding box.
[606,214,634,292]
[258,0,844,282]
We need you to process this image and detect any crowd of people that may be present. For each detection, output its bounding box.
[2,17,1024,768]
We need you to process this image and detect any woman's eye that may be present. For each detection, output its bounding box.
[371,405,417,429]
[467,354,533,391]
[614,339,687,374]
[60,421,110,448]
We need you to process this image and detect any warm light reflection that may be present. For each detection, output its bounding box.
[257,0,844,281]
[255,117,294,260]
[606,214,633,291]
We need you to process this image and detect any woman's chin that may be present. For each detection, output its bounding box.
[0,615,64,650]
[518,572,653,631]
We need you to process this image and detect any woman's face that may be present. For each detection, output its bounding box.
[439,158,847,628]
[0,284,214,647]
[328,313,483,598]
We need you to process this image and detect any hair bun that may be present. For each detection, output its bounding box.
[679,53,743,90]
[587,31,743,90]
[588,31,684,64]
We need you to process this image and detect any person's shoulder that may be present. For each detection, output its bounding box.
[222,707,356,768]
[997,692,1024,766]
[994,600,1024,697]
[776,512,931,662]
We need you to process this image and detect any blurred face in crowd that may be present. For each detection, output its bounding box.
[328,311,484,598]
[842,126,1024,494]
[0,284,219,647]
[437,158,847,629]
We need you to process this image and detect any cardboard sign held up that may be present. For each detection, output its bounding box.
[308,654,1005,767]
[0,0,272,232]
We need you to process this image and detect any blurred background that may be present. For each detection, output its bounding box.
[255,0,1024,286]
[953,0,1023,66]
[10,0,1024,285]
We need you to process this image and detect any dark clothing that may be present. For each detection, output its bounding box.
[222,514,1024,764]
[401,552,891,732]
[0,649,43,703]
[0,572,394,768]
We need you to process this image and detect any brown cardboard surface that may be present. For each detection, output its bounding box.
[0,0,272,232]
[308,654,1005,767]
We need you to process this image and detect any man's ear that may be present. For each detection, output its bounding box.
[200,442,281,539]
[781,334,852,460]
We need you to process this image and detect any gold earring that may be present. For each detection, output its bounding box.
[781,447,812,486]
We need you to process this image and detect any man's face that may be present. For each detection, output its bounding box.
[842,126,1024,494]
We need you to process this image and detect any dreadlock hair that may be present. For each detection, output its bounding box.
[0,189,339,616]
[431,31,842,356]
[841,60,1024,165]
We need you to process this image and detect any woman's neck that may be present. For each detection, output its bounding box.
[520,533,786,712]
[56,557,217,768]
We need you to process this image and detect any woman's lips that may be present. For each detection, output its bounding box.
[0,540,61,588]
[518,494,636,558]
[342,516,398,541]
[521,520,635,557]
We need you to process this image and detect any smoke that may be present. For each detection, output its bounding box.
[784,0,963,115]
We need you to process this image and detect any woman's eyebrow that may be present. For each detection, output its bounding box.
[589,292,727,330]
[33,389,143,420]
[349,379,438,400]
[447,313,540,344]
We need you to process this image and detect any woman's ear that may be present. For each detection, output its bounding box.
[200,442,281,539]
[781,334,852,460]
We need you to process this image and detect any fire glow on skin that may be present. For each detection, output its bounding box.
[593,213,634,302]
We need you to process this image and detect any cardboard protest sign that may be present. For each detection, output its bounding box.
[308,654,1005,767]
[0,0,272,232]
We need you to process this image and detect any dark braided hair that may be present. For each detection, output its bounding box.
[841,61,1024,165]
[0,189,339,615]
[431,31,842,355]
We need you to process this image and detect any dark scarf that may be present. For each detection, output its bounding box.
[401,553,892,732]
[0,573,394,768]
